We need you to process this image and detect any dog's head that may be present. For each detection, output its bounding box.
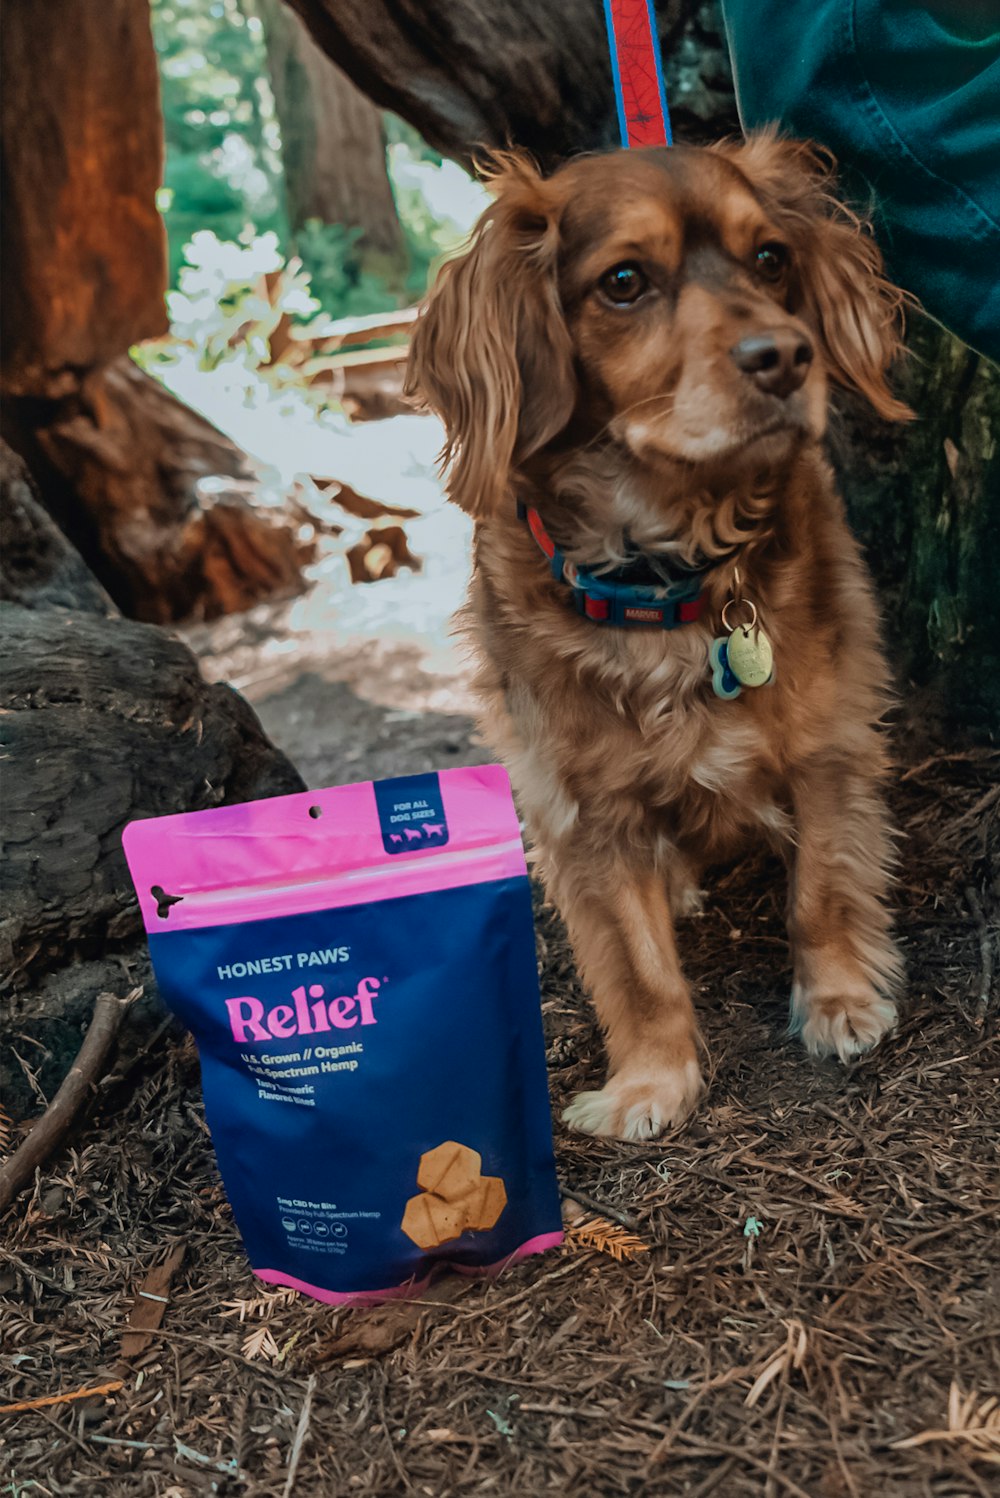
[406,135,912,517]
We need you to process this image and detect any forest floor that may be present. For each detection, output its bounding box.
[2,414,998,1497]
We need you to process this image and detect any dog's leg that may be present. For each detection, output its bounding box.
[787,756,902,1061]
[666,855,704,918]
[554,857,703,1141]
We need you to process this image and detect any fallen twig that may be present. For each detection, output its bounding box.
[745,1320,808,1408]
[560,1183,641,1231]
[282,1374,317,1498]
[928,783,1000,848]
[0,1380,124,1414]
[899,750,987,782]
[891,1382,1000,1460]
[0,989,138,1216]
[964,884,996,1019]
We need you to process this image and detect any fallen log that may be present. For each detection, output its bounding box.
[0,445,305,1116]
[0,596,305,1114]
[3,358,316,623]
[1,601,304,990]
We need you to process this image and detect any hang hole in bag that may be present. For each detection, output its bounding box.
[150,885,184,920]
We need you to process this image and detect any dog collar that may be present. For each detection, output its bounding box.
[516,501,706,629]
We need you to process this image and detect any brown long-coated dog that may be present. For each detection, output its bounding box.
[406,133,910,1141]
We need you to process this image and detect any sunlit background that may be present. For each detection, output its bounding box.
[139,0,494,787]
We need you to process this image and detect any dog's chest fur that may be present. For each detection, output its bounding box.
[481,608,786,860]
[466,452,886,867]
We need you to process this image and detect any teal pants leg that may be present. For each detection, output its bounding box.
[720,1,1000,362]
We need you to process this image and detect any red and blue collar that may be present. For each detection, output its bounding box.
[517,501,706,629]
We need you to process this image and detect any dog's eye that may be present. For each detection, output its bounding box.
[755,243,789,282]
[599,263,648,305]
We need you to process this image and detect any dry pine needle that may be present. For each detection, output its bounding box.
[891,1383,1000,1462]
[567,1211,650,1263]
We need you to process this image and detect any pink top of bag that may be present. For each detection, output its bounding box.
[123,764,527,933]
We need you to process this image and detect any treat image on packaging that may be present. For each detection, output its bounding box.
[122,766,563,1303]
[402,1141,509,1249]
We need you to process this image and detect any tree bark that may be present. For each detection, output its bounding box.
[1,599,303,984]
[831,323,1000,736]
[0,0,168,396]
[286,0,998,731]
[0,441,117,616]
[0,587,305,1113]
[259,0,406,269]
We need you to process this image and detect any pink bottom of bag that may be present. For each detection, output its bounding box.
[254,1230,565,1306]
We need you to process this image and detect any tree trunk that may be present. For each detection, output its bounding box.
[0,0,312,623]
[259,0,406,272]
[0,0,167,395]
[286,0,998,732]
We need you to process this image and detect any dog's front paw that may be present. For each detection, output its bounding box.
[671,883,705,919]
[562,1062,703,1142]
[791,983,897,1062]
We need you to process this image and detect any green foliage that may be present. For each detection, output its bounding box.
[292,222,399,321]
[159,229,318,373]
[153,0,287,284]
[150,3,486,323]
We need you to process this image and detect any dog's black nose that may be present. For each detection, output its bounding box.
[730,330,813,398]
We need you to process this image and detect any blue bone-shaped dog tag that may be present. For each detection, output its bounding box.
[710,637,742,699]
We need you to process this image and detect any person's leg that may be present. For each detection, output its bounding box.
[720,0,1000,362]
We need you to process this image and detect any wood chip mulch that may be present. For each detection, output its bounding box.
[2,745,997,1497]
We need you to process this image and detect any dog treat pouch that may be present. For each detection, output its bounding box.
[123,766,563,1303]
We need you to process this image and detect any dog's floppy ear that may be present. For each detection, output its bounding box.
[715,131,913,422]
[404,151,576,518]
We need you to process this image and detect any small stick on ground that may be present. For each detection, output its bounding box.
[0,1380,124,1414]
[0,988,137,1216]
[282,1374,317,1498]
[964,884,996,1019]
[560,1183,641,1231]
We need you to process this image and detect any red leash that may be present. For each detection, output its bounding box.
[603,0,672,148]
